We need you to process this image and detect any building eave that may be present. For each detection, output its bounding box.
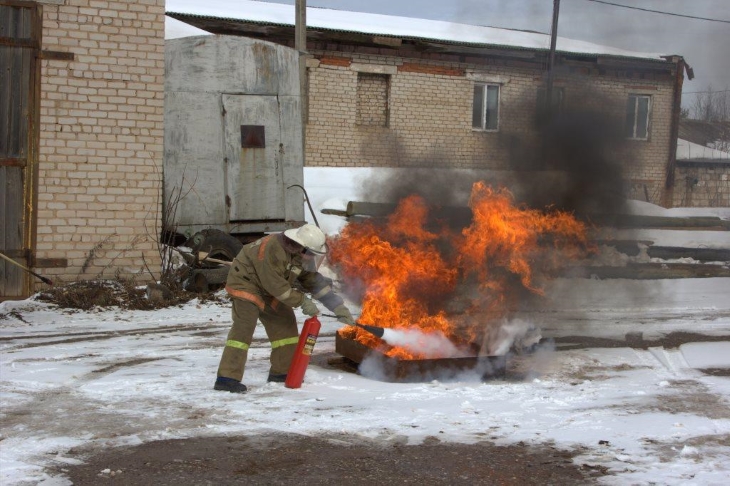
[166,12,678,69]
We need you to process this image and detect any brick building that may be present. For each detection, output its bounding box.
[1,0,165,298]
[167,1,695,210]
[0,1,704,299]
[673,138,730,207]
[674,120,730,207]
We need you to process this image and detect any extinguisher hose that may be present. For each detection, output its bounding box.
[287,184,320,228]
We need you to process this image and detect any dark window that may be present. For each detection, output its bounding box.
[472,84,500,131]
[625,94,651,140]
[240,125,265,148]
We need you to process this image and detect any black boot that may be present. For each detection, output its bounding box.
[214,376,247,393]
[267,373,287,383]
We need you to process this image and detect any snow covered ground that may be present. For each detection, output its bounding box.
[1,168,729,485]
[2,281,730,485]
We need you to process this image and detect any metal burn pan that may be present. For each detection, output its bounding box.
[335,331,507,383]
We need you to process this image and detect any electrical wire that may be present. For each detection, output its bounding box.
[581,0,730,24]
[684,89,730,94]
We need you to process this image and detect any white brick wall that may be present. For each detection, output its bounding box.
[35,0,164,285]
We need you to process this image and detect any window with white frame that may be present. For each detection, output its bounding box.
[625,94,651,140]
[472,83,500,131]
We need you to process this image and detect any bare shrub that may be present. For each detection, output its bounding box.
[35,279,200,311]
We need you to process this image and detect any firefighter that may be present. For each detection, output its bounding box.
[214,224,355,393]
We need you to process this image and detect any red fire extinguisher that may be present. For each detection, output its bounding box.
[285,315,321,389]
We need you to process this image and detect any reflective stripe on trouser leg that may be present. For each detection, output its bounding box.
[217,299,259,382]
[260,303,299,375]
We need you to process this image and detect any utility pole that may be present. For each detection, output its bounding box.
[295,0,307,156]
[546,0,560,117]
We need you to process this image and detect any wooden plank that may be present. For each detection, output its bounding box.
[586,213,730,230]
[0,0,39,299]
[564,263,730,279]
[32,258,68,268]
[2,0,41,10]
[39,50,74,61]
[0,157,26,167]
[0,36,34,47]
[647,246,730,262]
[1,168,24,295]
[346,201,730,231]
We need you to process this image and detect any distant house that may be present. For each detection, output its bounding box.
[167,0,695,211]
[673,119,730,207]
[679,119,730,150]
[673,136,730,207]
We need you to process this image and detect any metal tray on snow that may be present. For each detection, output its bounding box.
[335,331,507,383]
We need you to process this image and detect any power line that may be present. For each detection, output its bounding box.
[582,0,730,24]
[684,89,730,94]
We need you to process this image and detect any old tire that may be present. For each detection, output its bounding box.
[186,229,243,262]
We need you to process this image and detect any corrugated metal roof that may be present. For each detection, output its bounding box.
[165,0,674,64]
[167,12,672,65]
[677,138,730,163]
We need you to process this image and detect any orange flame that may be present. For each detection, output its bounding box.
[329,182,592,359]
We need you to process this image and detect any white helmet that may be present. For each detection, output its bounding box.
[284,224,327,254]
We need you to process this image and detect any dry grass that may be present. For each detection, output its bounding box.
[36,279,224,311]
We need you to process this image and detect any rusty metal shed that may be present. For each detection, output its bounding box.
[164,35,305,239]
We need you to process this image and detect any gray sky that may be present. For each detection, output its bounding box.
[258,0,730,110]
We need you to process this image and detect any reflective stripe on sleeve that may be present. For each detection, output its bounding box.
[312,285,332,299]
[225,339,250,351]
[271,336,299,349]
[275,288,294,301]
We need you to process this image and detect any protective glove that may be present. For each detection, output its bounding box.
[333,304,355,325]
[300,296,320,316]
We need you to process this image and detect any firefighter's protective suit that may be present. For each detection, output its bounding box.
[216,231,353,385]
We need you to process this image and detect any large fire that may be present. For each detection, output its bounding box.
[328,181,592,360]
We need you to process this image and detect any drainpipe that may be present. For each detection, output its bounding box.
[546,0,560,116]
[295,0,307,162]
[664,56,687,207]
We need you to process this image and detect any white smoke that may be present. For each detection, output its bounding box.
[379,328,472,359]
[483,318,542,356]
[354,321,553,383]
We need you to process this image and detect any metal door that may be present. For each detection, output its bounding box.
[1,1,39,299]
[222,94,285,222]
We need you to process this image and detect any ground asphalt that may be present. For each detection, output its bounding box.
[57,432,598,485]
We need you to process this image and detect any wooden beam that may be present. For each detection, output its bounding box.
[31,258,68,269]
[565,263,730,279]
[39,50,75,61]
[0,158,26,167]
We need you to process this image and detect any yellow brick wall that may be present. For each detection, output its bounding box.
[36,0,164,284]
[305,52,676,204]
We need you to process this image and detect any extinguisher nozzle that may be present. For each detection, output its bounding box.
[356,323,385,338]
